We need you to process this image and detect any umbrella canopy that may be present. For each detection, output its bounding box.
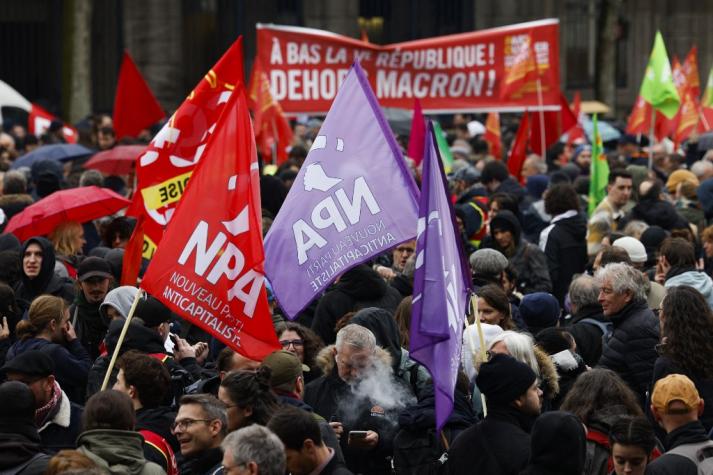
[698,131,713,151]
[5,186,130,242]
[10,144,94,170]
[83,145,145,175]
[0,80,31,124]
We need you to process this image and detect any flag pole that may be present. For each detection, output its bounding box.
[101,289,144,390]
[536,79,546,157]
[648,107,655,171]
[469,294,488,417]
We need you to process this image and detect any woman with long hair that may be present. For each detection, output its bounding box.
[561,369,648,475]
[476,284,515,330]
[50,221,86,279]
[274,321,325,383]
[654,285,713,431]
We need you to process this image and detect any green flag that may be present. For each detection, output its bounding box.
[433,121,454,173]
[639,31,680,119]
[588,114,609,215]
[702,66,713,108]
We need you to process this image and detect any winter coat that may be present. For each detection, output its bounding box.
[664,269,713,309]
[13,237,76,314]
[651,355,713,432]
[77,429,165,475]
[304,346,406,475]
[447,405,534,475]
[350,307,431,399]
[311,264,403,345]
[598,300,659,402]
[645,421,710,475]
[549,350,587,410]
[179,446,223,475]
[38,388,83,454]
[539,212,588,305]
[533,346,560,412]
[519,411,586,475]
[0,428,51,475]
[566,303,608,367]
[99,286,139,321]
[136,405,180,464]
[70,289,108,361]
[6,337,91,404]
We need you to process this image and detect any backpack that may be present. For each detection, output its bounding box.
[579,318,614,346]
[667,440,713,475]
[392,427,450,475]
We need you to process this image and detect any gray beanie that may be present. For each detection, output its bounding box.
[469,248,508,275]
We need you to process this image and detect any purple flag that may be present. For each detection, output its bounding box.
[264,62,419,319]
[410,122,471,431]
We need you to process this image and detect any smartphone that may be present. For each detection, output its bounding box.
[348,431,368,439]
[169,333,179,345]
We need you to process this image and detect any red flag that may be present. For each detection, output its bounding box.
[501,33,539,100]
[113,51,165,141]
[674,89,700,145]
[247,58,293,165]
[567,91,586,144]
[124,38,245,285]
[529,110,559,156]
[483,112,502,159]
[28,104,78,143]
[683,46,701,99]
[508,113,530,183]
[141,85,279,360]
[559,92,577,134]
[407,99,426,165]
[120,215,145,286]
[626,95,653,135]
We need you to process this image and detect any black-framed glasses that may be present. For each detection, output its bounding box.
[170,418,213,432]
[280,339,304,348]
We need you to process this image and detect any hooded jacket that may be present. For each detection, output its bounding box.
[489,210,552,294]
[77,429,165,475]
[519,411,586,475]
[13,237,76,312]
[539,212,588,305]
[664,269,713,309]
[99,286,139,322]
[350,307,431,399]
[311,265,403,345]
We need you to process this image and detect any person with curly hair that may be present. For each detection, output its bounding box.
[218,366,280,432]
[652,285,713,431]
[275,321,325,384]
[560,369,645,475]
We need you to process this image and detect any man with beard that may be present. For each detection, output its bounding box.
[69,257,112,360]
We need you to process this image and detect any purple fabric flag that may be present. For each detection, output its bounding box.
[410,122,471,431]
[264,61,420,319]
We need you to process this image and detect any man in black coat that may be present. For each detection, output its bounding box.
[566,274,609,367]
[596,262,659,403]
[447,354,542,475]
[646,374,713,474]
[268,406,354,475]
[70,257,113,361]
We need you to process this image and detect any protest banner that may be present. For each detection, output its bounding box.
[257,19,560,114]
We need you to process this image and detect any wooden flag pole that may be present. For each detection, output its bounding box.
[101,289,144,391]
[536,79,546,157]
[469,294,488,417]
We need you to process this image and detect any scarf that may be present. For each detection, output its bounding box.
[35,380,62,427]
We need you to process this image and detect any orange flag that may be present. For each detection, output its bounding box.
[508,113,530,183]
[483,112,502,159]
[626,95,652,135]
[674,89,700,145]
[247,58,293,165]
[682,46,701,99]
[501,33,539,100]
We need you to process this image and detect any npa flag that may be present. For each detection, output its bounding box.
[483,112,502,159]
[28,104,78,143]
[508,112,530,183]
[626,95,652,135]
[500,32,539,100]
[113,51,165,140]
[639,31,680,119]
[125,38,244,272]
[264,62,419,319]
[247,57,293,165]
[588,114,609,215]
[141,84,280,360]
[410,122,470,431]
[407,99,426,166]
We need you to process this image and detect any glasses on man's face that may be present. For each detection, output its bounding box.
[170,418,213,433]
[280,339,304,349]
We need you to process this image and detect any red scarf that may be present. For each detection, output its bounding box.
[35,380,62,427]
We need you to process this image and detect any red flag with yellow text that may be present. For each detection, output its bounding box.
[483,112,502,159]
[122,38,245,285]
[247,57,292,165]
[141,85,279,360]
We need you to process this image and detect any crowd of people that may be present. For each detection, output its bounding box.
[2,108,713,475]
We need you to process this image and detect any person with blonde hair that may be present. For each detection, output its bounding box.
[5,295,91,403]
[49,221,86,280]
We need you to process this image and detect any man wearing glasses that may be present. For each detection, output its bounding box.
[172,394,227,475]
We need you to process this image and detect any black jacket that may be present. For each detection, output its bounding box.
[38,390,83,454]
[311,264,403,345]
[179,446,223,475]
[0,423,51,475]
[519,411,586,475]
[541,214,588,305]
[70,290,108,361]
[566,303,608,367]
[447,405,534,475]
[645,421,710,475]
[320,454,354,475]
[598,300,659,401]
[136,406,180,458]
[651,355,713,432]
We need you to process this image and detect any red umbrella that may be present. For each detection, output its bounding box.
[5,186,131,241]
[83,145,145,175]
